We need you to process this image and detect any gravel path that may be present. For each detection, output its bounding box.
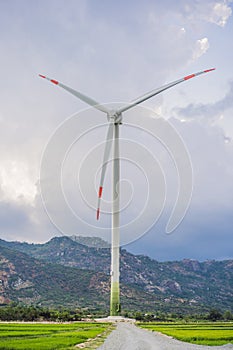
[97,323,233,350]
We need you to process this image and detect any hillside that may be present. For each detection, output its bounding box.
[0,244,167,312]
[0,244,107,309]
[0,236,232,313]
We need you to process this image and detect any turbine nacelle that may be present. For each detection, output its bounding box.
[107,111,122,125]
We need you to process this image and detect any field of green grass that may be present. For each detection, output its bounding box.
[0,322,111,350]
[139,322,233,346]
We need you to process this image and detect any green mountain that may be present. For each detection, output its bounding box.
[0,236,232,313]
[0,244,107,309]
[0,243,163,313]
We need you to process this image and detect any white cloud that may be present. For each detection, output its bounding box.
[0,160,37,204]
[207,1,232,27]
[184,1,232,27]
[192,37,210,61]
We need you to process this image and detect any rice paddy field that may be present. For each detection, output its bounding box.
[0,322,112,350]
[139,322,233,346]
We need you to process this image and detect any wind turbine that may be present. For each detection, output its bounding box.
[39,68,215,316]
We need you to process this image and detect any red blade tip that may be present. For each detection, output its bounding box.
[39,74,46,78]
[97,208,100,220]
[204,68,216,73]
[98,186,103,198]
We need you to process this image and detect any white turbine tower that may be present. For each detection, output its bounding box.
[39,68,215,316]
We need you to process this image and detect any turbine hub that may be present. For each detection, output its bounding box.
[107,112,122,124]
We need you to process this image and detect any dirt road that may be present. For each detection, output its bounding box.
[97,323,233,350]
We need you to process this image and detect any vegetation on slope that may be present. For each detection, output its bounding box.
[0,236,233,313]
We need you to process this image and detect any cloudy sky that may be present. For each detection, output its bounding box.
[0,0,233,261]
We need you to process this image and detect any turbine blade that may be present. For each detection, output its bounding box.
[39,74,110,114]
[116,68,216,114]
[97,123,114,220]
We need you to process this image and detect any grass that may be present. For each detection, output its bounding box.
[0,322,112,350]
[139,322,233,346]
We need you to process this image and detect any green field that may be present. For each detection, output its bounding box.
[139,322,233,346]
[0,322,111,350]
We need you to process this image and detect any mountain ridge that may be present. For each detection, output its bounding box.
[0,236,232,313]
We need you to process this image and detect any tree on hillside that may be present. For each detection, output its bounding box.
[208,309,223,321]
[224,310,233,320]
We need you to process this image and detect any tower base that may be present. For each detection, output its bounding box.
[110,281,121,316]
